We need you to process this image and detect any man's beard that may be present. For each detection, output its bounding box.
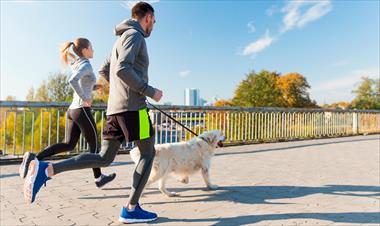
[145,26,152,37]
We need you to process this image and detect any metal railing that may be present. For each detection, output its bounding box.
[1,101,379,158]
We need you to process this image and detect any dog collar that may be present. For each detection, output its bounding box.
[198,136,210,145]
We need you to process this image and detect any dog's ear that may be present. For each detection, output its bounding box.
[208,134,217,144]
[200,134,213,145]
[201,136,211,144]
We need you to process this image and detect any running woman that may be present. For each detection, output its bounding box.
[19,38,116,188]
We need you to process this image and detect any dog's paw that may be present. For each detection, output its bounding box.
[178,177,189,184]
[207,184,218,190]
[165,192,179,197]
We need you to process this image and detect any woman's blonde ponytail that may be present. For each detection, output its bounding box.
[60,41,76,65]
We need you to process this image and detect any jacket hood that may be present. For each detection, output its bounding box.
[70,57,88,70]
[114,19,148,37]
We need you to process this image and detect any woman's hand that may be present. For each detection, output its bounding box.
[83,100,92,107]
[93,84,103,91]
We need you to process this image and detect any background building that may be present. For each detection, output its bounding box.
[184,88,200,106]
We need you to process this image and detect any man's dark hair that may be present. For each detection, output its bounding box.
[132,2,154,20]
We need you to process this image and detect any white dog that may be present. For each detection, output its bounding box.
[130,130,226,197]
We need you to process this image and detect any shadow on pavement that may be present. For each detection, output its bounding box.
[154,212,380,225]
[217,137,380,157]
[143,184,380,205]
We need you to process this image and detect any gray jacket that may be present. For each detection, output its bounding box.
[68,58,96,109]
[99,19,156,115]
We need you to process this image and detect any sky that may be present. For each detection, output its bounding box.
[1,0,379,105]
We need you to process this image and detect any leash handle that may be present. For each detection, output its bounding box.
[147,101,199,137]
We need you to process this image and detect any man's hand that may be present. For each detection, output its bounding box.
[152,89,163,102]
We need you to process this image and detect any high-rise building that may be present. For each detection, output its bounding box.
[184,88,200,106]
[199,98,207,106]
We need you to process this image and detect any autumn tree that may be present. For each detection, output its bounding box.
[321,102,351,109]
[213,99,234,107]
[5,96,16,101]
[93,77,109,103]
[277,72,317,108]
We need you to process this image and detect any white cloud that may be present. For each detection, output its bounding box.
[297,1,332,28]
[266,5,280,16]
[247,21,256,33]
[179,70,191,78]
[243,31,275,56]
[281,1,303,32]
[121,0,160,10]
[313,68,379,92]
[311,68,379,103]
[242,0,332,57]
[314,74,362,92]
[281,0,332,33]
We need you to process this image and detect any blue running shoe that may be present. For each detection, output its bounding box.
[23,159,49,204]
[135,204,158,219]
[119,204,158,224]
[19,152,36,178]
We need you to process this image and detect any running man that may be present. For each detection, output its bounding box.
[23,2,162,224]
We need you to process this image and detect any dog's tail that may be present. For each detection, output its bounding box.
[129,147,140,164]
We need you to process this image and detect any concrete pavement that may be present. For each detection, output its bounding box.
[1,135,379,225]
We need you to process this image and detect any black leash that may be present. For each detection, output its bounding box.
[146,101,202,138]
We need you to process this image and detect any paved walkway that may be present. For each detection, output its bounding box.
[1,135,379,226]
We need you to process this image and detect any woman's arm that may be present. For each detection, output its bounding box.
[69,62,92,103]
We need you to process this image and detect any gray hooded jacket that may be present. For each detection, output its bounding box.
[68,57,96,109]
[99,19,156,115]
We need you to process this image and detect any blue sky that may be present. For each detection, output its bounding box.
[1,0,379,105]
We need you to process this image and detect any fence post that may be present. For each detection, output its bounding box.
[352,112,358,134]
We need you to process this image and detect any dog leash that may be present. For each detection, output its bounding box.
[146,101,206,141]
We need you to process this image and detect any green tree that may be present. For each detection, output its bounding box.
[374,78,380,109]
[34,72,73,102]
[232,70,286,107]
[26,87,35,101]
[351,77,379,110]
[47,72,73,102]
[35,81,51,102]
[20,73,73,152]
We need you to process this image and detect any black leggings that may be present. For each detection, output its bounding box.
[37,107,102,178]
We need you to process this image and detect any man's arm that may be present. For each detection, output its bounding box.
[114,34,156,98]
